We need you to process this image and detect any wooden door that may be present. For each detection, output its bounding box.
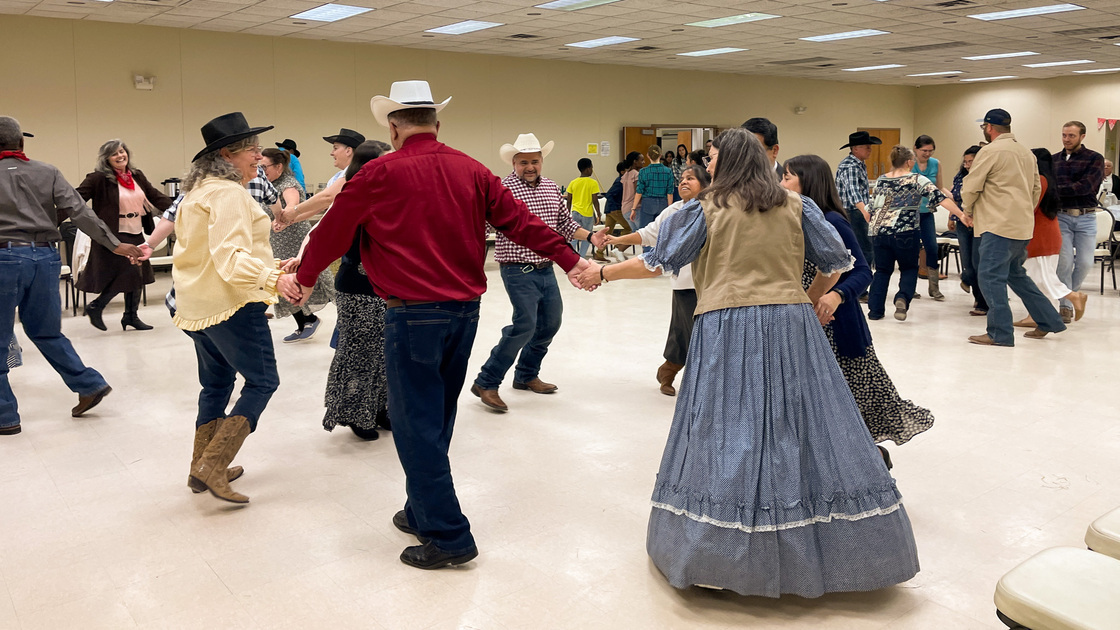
[676,131,692,154]
[622,127,657,161]
[858,128,901,179]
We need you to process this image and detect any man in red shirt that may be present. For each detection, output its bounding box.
[294,81,590,570]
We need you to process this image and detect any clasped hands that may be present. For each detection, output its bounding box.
[275,257,314,305]
[113,243,145,265]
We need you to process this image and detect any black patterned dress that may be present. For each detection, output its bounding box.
[266,173,334,319]
[802,260,934,445]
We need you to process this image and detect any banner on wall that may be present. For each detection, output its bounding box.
[1097,117,1119,130]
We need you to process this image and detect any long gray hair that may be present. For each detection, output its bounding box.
[95,139,134,176]
[182,136,257,193]
[700,128,787,213]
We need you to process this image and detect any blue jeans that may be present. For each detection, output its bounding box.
[183,302,278,431]
[639,196,669,252]
[571,212,594,257]
[848,208,874,267]
[1056,212,1097,309]
[955,224,988,311]
[0,245,108,428]
[868,231,921,318]
[385,300,480,554]
[919,212,938,268]
[978,234,1066,346]
[475,265,563,389]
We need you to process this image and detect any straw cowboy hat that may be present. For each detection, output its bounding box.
[370,80,451,128]
[499,133,555,163]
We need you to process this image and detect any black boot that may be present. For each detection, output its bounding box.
[84,299,107,331]
[376,406,391,431]
[121,291,153,331]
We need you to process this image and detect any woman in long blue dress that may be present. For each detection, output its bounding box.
[585,129,919,597]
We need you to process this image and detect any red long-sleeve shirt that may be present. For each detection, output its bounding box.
[296,133,580,301]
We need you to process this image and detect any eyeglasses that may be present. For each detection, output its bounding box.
[236,145,264,155]
[979,123,990,130]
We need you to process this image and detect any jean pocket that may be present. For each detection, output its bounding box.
[406,319,450,365]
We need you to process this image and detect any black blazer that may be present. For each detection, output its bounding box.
[76,168,172,239]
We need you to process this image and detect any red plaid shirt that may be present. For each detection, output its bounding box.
[493,173,579,264]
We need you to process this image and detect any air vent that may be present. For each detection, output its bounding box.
[892,40,969,53]
[930,0,976,8]
[1053,25,1120,38]
[507,33,540,39]
[767,57,833,65]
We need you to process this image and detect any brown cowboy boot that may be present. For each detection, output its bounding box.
[188,418,244,493]
[190,415,252,503]
[656,361,684,396]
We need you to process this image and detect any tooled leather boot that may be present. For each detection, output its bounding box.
[190,415,252,503]
[188,418,244,493]
[656,361,684,396]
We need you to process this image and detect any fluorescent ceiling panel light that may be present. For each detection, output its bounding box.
[425,20,502,34]
[566,36,638,48]
[535,0,619,9]
[843,64,905,72]
[968,3,1084,21]
[907,70,963,76]
[1074,67,1120,73]
[678,47,748,57]
[289,3,371,22]
[1022,59,1093,67]
[960,75,1018,82]
[801,29,889,42]
[686,13,780,28]
[962,51,1038,60]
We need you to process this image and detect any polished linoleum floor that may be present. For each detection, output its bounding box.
[2,261,1118,629]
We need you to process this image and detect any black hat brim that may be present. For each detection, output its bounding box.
[275,140,299,157]
[193,125,274,162]
[839,137,882,150]
[323,135,361,149]
[22,132,33,138]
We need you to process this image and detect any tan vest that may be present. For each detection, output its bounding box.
[692,189,810,315]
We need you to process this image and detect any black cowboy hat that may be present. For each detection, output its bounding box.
[323,128,365,149]
[193,112,273,162]
[839,131,882,150]
[275,138,300,157]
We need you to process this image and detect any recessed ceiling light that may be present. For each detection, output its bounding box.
[535,0,619,9]
[289,4,371,22]
[671,28,683,32]
[960,75,1019,82]
[963,51,1039,60]
[1074,67,1120,73]
[907,70,963,76]
[686,13,780,28]
[425,20,503,35]
[527,12,541,16]
[843,63,905,72]
[566,36,639,48]
[678,47,748,57]
[801,29,889,42]
[968,3,1084,21]
[1023,59,1093,68]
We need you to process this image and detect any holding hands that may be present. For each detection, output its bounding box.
[566,258,600,292]
[113,243,144,265]
[137,243,153,262]
[588,228,608,250]
[813,291,841,326]
[575,261,604,291]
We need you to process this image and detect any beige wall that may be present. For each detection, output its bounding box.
[915,76,1120,172]
[1,15,915,190]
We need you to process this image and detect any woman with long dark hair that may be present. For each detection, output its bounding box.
[580,129,919,597]
[784,154,934,467]
[1015,149,1088,327]
[949,145,988,316]
[671,143,688,202]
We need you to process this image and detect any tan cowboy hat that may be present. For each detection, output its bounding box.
[499,133,555,163]
[370,80,452,128]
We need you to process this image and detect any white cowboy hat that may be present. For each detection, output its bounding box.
[499,133,555,164]
[370,80,452,128]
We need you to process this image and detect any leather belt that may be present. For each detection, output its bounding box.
[1060,207,1098,217]
[120,213,141,218]
[500,261,553,272]
[0,240,55,248]
[385,297,480,309]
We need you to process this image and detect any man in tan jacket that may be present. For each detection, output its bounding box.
[961,108,1065,347]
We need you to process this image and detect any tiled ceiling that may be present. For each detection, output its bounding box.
[4,0,1120,85]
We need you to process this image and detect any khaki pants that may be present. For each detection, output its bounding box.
[596,210,633,257]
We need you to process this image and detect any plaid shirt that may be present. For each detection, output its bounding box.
[493,173,579,265]
[1051,145,1104,210]
[636,163,675,198]
[836,153,870,214]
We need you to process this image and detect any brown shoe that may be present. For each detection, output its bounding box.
[188,419,244,493]
[190,415,251,504]
[969,309,987,317]
[968,334,1011,347]
[1069,292,1087,322]
[72,385,111,417]
[470,384,508,411]
[1059,306,1073,324]
[1013,316,1036,328]
[512,378,558,394]
[656,361,684,397]
[1024,328,1049,340]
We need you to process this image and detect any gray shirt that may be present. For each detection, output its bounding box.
[0,156,119,250]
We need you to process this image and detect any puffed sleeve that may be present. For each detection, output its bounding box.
[642,198,707,275]
[801,195,854,275]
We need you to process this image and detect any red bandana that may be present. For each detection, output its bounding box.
[115,170,135,190]
[0,151,29,162]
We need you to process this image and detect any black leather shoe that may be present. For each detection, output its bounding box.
[375,407,391,431]
[399,541,478,570]
[121,314,153,331]
[84,304,107,331]
[392,510,429,543]
[349,424,379,441]
[0,424,21,436]
[72,385,111,417]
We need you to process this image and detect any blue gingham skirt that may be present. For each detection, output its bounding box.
[646,303,920,598]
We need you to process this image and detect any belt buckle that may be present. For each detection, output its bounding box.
[520,264,534,274]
